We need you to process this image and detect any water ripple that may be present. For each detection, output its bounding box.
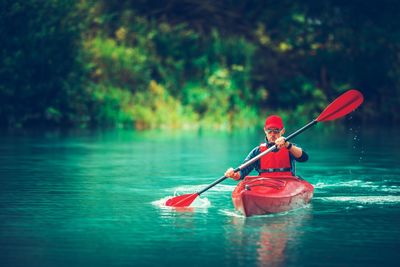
[315,195,400,204]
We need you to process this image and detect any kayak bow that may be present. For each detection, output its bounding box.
[232,176,314,217]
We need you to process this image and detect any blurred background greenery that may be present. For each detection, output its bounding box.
[1,0,399,130]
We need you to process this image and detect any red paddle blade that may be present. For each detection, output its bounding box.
[317,89,364,122]
[165,193,199,207]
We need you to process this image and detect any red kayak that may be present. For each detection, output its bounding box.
[232,176,314,217]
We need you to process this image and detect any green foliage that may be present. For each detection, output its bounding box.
[83,36,150,90]
[0,0,86,127]
[1,0,399,129]
[87,80,197,129]
[80,11,258,129]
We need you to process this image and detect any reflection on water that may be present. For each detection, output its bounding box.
[226,207,312,267]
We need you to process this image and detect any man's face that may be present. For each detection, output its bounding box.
[264,128,285,142]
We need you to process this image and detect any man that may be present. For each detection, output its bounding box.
[225,115,308,180]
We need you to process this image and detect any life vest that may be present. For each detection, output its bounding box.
[259,143,293,177]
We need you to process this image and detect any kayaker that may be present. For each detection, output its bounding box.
[225,115,308,180]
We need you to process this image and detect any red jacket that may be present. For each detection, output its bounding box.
[259,143,293,176]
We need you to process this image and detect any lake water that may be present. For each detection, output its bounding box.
[0,125,399,267]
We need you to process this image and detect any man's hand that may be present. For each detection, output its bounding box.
[276,137,304,158]
[275,137,288,149]
[225,167,241,180]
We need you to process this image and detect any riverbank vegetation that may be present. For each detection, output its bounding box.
[1,0,399,129]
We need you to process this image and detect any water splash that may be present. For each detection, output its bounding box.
[219,204,312,218]
[316,195,400,204]
[315,179,365,188]
[190,196,211,208]
[314,180,400,193]
[219,209,245,218]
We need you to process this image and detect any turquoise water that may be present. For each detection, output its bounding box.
[0,127,399,267]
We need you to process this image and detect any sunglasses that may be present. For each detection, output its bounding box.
[265,128,282,134]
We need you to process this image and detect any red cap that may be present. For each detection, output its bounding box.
[264,115,284,129]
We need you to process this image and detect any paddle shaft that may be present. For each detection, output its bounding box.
[196,119,318,196]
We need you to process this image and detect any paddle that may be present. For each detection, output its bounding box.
[165,89,364,207]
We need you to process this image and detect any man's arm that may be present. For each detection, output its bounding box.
[286,142,304,159]
[225,146,260,180]
[237,147,260,179]
[275,137,308,162]
[287,143,309,162]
